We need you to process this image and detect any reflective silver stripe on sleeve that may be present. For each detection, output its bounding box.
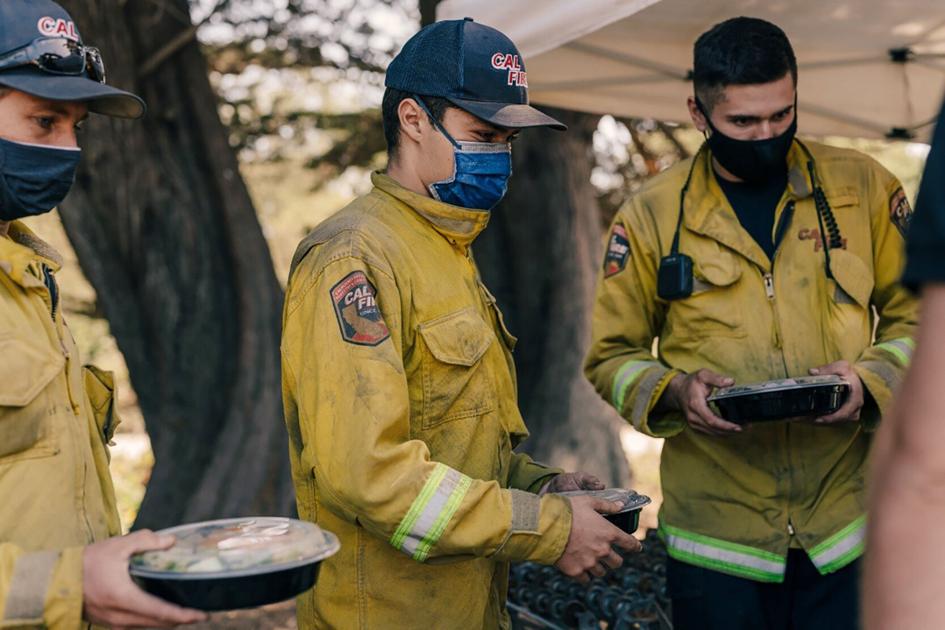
[391,463,472,562]
[874,337,915,367]
[630,368,669,430]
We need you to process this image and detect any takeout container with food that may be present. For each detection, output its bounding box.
[707,375,850,424]
[129,517,339,611]
[556,488,651,534]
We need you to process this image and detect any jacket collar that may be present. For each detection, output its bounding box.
[682,141,814,270]
[371,172,490,249]
[0,221,63,289]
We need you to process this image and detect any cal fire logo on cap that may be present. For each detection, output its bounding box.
[38,16,80,40]
[491,52,528,87]
[331,270,391,346]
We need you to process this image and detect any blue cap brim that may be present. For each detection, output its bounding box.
[447,97,566,131]
[0,68,145,119]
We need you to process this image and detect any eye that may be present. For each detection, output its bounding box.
[34,116,56,130]
[772,109,792,122]
[731,117,752,127]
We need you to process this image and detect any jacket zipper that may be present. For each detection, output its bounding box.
[766,201,795,356]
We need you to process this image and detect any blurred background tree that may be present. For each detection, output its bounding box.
[44,0,928,531]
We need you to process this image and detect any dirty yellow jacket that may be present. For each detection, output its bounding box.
[0,222,121,629]
[282,173,572,629]
[585,141,918,582]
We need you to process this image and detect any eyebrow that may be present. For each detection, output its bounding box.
[34,102,88,122]
[726,104,794,122]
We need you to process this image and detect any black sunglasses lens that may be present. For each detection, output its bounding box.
[86,48,106,83]
[32,38,85,74]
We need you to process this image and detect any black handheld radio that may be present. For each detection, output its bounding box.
[657,141,841,300]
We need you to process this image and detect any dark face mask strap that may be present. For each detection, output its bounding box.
[412,95,461,149]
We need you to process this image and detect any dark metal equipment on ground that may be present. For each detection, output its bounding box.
[508,529,671,629]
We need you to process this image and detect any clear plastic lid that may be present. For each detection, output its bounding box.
[129,517,339,576]
[708,375,849,402]
[555,488,651,513]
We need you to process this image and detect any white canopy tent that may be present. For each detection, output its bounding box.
[437,0,945,141]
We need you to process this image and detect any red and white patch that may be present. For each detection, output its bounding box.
[491,52,528,87]
[889,187,912,238]
[330,271,390,346]
[603,224,631,278]
[37,16,80,40]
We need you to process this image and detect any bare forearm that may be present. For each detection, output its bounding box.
[866,285,945,629]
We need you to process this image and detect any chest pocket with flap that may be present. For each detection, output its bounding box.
[418,307,497,429]
[0,333,63,461]
[668,249,745,337]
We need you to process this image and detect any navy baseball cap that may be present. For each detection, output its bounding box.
[386,18,565,131]
[0,0,145,118]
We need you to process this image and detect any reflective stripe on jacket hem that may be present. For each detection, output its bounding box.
[809,515,866,575]
[390,463,472,562]
[659,523,786,583]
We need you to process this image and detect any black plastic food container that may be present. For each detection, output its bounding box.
[556,489,652,534]
[131,558,323,611]
[708,375,850,424]
[129,517,340,612]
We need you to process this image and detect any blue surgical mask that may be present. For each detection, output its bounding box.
[416,97,512,210]
[0,137,81,221]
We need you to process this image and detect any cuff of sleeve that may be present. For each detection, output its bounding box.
[5,547,84,629]
[637,369,687,438]
[494,492,572,564]
[49,546,84,629]
[854,361,895,432]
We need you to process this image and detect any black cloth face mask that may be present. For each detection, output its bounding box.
[696,97,797,184]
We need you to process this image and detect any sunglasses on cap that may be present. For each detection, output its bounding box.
[0,36,105,83]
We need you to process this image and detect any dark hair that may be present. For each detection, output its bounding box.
[382,88,454,160]
[693,17,797,110]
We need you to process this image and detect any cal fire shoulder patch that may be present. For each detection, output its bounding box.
[603,224,631,278]
[330,271,390,346]
[889,187,913,238]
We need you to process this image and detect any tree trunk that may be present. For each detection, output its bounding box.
[58,0,294,528]
[476,109,632,486]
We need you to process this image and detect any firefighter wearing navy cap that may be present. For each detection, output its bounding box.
[282,18,641,629]
[0,1,207,628]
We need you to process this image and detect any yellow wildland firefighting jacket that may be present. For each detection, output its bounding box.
[586,140,918,582]
[0,222,122,628]
[282,172,572,629]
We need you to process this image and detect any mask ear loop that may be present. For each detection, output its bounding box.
[412,95,462,150]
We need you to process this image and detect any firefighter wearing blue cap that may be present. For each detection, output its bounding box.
[0,1,207,628]
[282,17,641,629]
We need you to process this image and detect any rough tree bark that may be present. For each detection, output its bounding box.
[420,0,630,486]
[475,110,631,485]
[58,0,294,528]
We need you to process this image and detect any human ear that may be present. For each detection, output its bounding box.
[687,96,708,133]
[398,98,427,145]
